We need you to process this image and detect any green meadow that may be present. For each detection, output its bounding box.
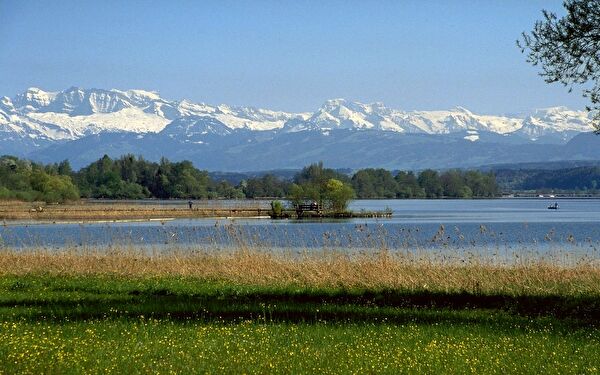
[0,249,598,374]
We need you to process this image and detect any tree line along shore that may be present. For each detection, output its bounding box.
[0,154,500,203]
[2,154,599,206]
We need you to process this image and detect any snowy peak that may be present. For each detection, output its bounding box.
[0,97,16,117]
[284,99,592,139]
[290,99,401,132]
[119,89,162,101]
[177,101,300,131]
[12,87,57,112]
[527,106,591,129]
[6,87,175,139]
[51,87,132,115]
[161,116,233,144]
[14,87,172,117]
[516,107,593,141]
[110,89,171,110]
[3,86,304,143]
[404,109,522,135]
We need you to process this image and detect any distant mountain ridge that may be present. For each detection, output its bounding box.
[0,87,598,170]
[1,87,594,141]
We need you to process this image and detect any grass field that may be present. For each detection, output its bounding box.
[2,316,598,374]
[0,249,599,373]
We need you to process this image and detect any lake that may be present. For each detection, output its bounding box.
[2,199,600,259]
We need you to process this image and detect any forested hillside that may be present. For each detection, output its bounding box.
[495,166,600,192]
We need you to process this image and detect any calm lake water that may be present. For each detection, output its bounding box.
[2,199,600,257]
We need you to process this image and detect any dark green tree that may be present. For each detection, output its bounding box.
[441,170,472,198]
[395,171,425,198]
[351,168,398,198]
[57,160,73,176]
[290,163,355,210]
[464,171,498,197]
[243,174,290,198]
[288,183,305,207]
[0,156,79,202]
[418,169,443,198]
[294,162,350,186]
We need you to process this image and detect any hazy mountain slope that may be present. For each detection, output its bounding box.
[28,128,599,171]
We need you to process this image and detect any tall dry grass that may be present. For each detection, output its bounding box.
[0,201,271,220]
[1,247,599,296]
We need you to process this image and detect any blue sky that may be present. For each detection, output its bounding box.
[0,0,586,114]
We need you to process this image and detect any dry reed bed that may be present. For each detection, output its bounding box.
[0,201,270,220]
[1,248,599,295]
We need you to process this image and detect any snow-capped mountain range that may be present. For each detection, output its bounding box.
[1,86,594,142]
[0,87,300,143]
[0,87,597,170]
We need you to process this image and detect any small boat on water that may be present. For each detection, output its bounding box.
[548,202,559,210]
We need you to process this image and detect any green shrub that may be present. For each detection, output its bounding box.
[270,200,284,217]
[0,186,14,200]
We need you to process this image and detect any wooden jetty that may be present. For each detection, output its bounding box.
[271,203,393,219]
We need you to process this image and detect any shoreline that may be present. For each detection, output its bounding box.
[0,201,273,221]
[0,201,393,222]
[1,196,599,222]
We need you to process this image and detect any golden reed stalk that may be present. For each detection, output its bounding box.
[1,247,598,295]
